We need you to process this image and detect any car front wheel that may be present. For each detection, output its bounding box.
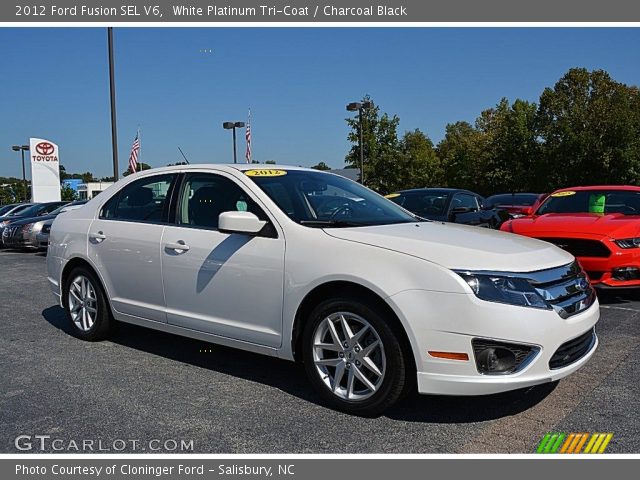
[302,298,408,416]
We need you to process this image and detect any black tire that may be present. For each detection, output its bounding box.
[63,266,112,341]
[302,297,408,416]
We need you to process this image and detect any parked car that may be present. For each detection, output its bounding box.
[48,165,598,415]
[501,185,640,289]
[386,188,509,228]
[0,202,67,247]
[483,193,541,218]
[2,201,86,250]
[0,203,26,217]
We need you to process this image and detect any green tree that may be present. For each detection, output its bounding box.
[474,98,540,194]
[345,95,401,192]
[264,160,277,165]
[437,121,483,191]
[537,67,640,189]
[123,162,152,177]
[59,164,70,180]
[311,161,332,171]
[390,129,443,191]
[60,183,77,201]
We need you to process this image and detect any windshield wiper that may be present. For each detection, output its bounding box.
[299,220,364,228]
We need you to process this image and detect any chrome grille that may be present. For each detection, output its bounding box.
[537,238,610,258]
[526,261,595,319]
[3,226,19,237]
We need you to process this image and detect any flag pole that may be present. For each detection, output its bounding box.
[137,126,141,172]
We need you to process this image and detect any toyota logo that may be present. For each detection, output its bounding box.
[35,142,55,155]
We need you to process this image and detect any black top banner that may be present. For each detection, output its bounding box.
[5,0,640,22]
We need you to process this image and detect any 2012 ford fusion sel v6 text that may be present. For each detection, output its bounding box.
[46,165,599,415]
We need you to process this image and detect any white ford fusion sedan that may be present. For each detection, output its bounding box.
[47,165,599,415]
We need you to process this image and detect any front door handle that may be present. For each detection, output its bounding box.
[165,240,190,254]
[90,231,106,243]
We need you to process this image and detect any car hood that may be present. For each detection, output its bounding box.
[324,221,573,272]
[508,213,640,238]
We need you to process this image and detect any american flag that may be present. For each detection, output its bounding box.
[245,109,252,163]
[128,132,140,173]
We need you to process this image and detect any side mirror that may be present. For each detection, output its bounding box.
[218,211,267,235]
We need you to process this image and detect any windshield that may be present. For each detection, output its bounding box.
[485,193,539,208]
[6,204,33,216]
[0,205,17,216]
[13,204,43,217]
[247,169,419,227]
[537,190,640,215]
[390,192,449,217]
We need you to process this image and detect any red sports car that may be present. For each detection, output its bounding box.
[501,185,640,288]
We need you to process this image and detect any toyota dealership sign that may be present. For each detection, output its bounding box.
[29,137,61,202]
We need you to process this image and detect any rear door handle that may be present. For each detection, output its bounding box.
[90,231,106,243]
[165,240,190,253]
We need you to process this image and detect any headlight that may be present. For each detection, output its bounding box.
[455,271,550,310]
[615,238,640,249]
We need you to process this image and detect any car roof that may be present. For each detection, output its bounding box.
[136,163,317,174]
[396,188,477,195]
[486,192,539,198]
[551,185,640,193]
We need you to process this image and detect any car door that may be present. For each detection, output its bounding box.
[449,192,484,226]
[161,172,285,348]
[87,173,177,323]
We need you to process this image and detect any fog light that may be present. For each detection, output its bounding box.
[472,338,537,375]
[476,347,516,373]
[612,266,640,281]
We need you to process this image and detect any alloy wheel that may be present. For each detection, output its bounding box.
[312,312,386,401]
[68,275,98,332]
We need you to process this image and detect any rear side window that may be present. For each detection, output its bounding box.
[100,174,176,223]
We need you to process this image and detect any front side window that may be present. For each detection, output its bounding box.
[177,173,267,229]
[248,170,419,227]
[452,193,479,211]
[100,174,176,222]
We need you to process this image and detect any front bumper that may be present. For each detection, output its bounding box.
[578,241,640,288]
[2,231,35,249]
[386,289,599,396]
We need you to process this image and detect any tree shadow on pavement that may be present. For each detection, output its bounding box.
[43,305,557,424]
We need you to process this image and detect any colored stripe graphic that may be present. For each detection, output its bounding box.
[536,433,613,453]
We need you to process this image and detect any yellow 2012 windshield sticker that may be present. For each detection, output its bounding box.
[551,191,576,197]
[245,169,287,177]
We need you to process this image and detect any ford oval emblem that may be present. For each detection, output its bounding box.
[575,277,589,292]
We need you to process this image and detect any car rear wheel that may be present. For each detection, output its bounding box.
[64,266,111,341]
[302,298,408,416]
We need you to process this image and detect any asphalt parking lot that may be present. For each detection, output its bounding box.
[1,250,639,454]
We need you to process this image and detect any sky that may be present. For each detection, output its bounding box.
[1,27,640,179]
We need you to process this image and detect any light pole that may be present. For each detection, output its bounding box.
[346,100,374,185]
[11,145,29,201]
[107,27,119,181]
[222,121,245,164]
